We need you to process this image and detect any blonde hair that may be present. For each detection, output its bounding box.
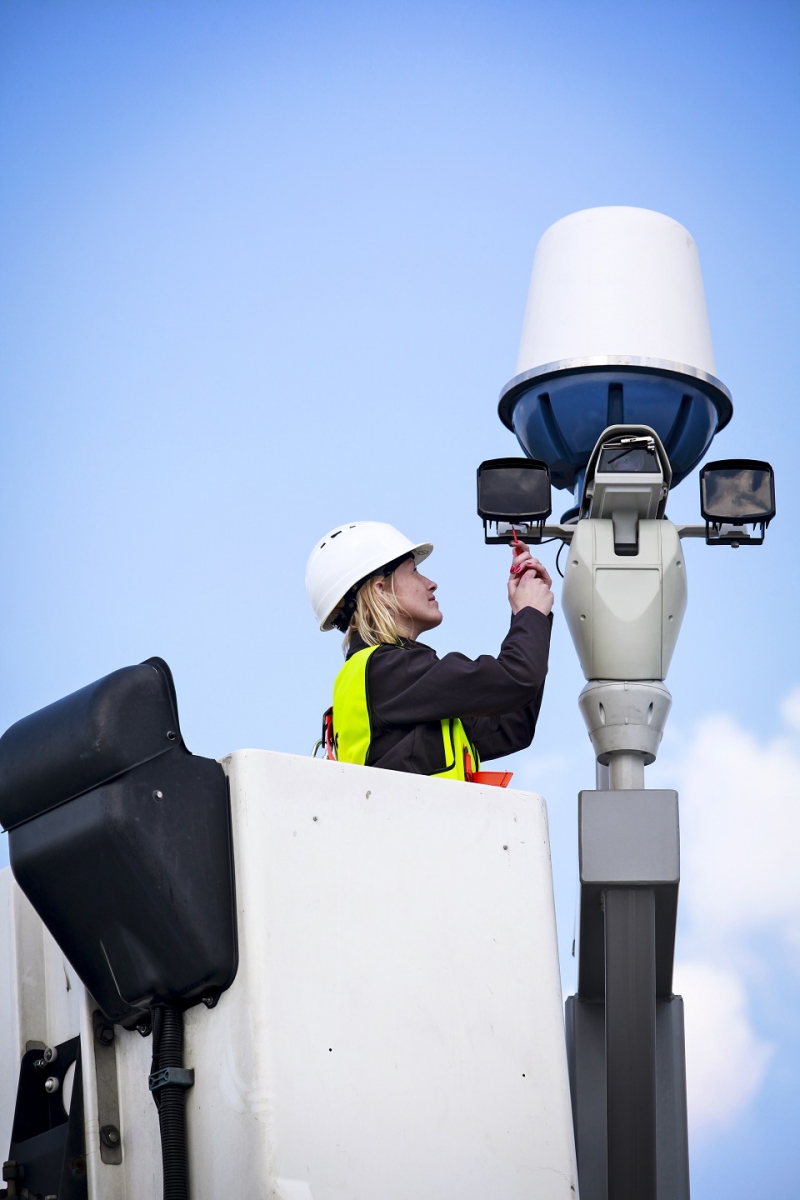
[341,574,406,656]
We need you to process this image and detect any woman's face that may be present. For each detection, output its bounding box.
[378,556,442,640]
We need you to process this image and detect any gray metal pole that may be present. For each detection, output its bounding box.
[607,751,645,791]
[604,887,658,1200]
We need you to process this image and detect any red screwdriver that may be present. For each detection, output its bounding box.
[509,527,537,576]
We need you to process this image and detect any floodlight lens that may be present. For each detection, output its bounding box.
[704,468,771,517]
[477,459,551,521]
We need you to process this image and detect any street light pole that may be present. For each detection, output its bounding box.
[560,432,686,1200]
[481,206,775,1199]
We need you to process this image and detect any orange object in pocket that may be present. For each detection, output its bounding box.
[471,771,514,788]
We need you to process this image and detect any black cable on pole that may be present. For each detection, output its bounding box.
[150,1004,164,1111]
[149,1004,191,1200]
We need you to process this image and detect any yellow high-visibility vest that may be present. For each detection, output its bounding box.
[332,645,480,781]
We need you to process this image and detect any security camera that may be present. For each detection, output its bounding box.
[580,425,671,556]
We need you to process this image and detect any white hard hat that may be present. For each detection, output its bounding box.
[306,521,433,632]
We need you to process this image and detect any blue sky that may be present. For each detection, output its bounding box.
[1,1,798,1194]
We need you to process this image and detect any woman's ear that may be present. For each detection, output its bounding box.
[373,577,387,595]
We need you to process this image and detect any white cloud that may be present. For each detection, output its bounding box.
[663,694,800,1139]
[677,708,800,944]
[674,960,773,1137]
[780,687,800,735]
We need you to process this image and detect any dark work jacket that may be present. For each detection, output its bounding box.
[346,606,552,775]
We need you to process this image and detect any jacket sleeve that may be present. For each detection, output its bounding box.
[460,686,545,761]
[367,607,552,744]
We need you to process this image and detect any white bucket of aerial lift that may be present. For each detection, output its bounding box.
[515,206,720,379]
[0,751,578,1199]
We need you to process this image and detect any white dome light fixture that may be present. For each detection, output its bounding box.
[498,207,733,501]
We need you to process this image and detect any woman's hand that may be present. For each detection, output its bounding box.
[507,543,554,617]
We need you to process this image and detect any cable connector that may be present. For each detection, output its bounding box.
[148,1066,195,1092]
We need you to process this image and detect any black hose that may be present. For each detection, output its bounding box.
[150,1005,164,1111]
[150,1004,190,1200]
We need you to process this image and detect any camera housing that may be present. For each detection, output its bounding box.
[581,425,671,556]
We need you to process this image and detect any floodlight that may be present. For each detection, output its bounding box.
[477,457,551,543]
[700,459,775,546]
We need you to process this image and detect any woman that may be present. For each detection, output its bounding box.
[305,521,553,781]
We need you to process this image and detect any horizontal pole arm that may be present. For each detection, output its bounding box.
[494,521,713,545]
[539,524,576,542]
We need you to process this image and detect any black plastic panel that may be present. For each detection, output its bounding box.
[0,659,238,1026]
[7,1036,87,1199]
[0,661,180,831]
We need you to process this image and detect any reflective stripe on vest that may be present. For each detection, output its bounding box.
[332,645,480,781]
